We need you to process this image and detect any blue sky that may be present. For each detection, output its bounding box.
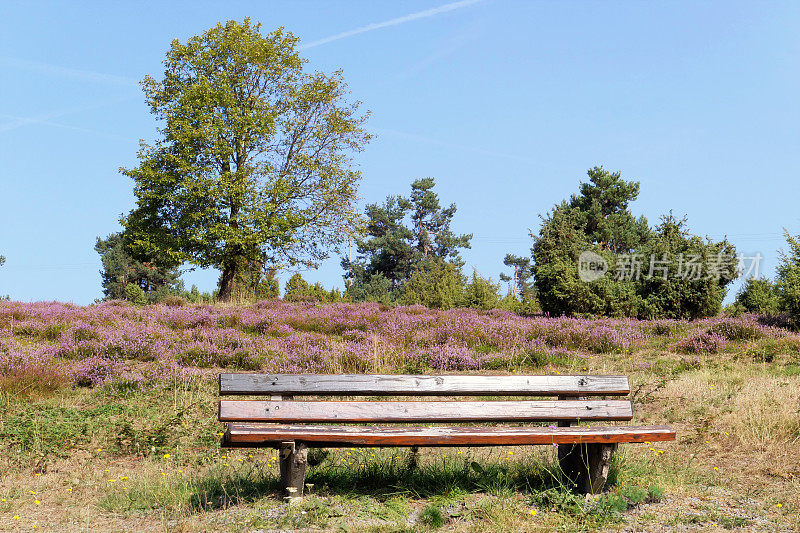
[1,0,799,304]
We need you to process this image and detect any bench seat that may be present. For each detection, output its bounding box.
[223,423,676,448]
[217,373,676,496]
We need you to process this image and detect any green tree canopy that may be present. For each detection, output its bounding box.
[569,167,650,253]
[635,214,737,319]
[407,178,472,264]
[122,20,371,300]
[500,254,533,299]
[532,167,737,319]
[344,178,471,298]
[95,232,183,300]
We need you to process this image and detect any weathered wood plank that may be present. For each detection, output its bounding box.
[219,374,630,397]
[222,424,676,448]
[219,400,634,423]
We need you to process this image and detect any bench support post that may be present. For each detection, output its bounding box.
[558,442,616,494]
[279,441,307,498]
[408,446,420,469]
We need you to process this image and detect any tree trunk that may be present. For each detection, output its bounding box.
[218,261,238,301]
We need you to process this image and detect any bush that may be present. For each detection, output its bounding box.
[776,230,800,329]
[284,273,346,303]
[162,295,187,307]
[735,277,779,316]
[401,261,465,310]
[345,273,397,304]
[124,283,147,306]
[460,271,501,310]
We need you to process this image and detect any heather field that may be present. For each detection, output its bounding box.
[1,301,799,532]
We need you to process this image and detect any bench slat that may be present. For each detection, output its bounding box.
[223,424,676,447]
[219,400,634,423]
[219,374,630,396]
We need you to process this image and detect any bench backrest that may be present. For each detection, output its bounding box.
[219,373,633,425]
[220,374,630,396]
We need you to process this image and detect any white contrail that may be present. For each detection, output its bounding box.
[0,113,130,140]
[0,94,139,133]
[299,0,483,50]
[0,56,139,87]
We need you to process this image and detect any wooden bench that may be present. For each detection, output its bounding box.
[218,373,675,497]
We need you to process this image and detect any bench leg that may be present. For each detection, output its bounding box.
[558,443,617,494]
[279,442,308,498]
[408,446,420,469]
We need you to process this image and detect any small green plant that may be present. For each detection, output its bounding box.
[419,503,445,528]
[620,484,648,504]
[647,485,665,502]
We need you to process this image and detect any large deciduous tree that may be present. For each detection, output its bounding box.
[122,20,370,300]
